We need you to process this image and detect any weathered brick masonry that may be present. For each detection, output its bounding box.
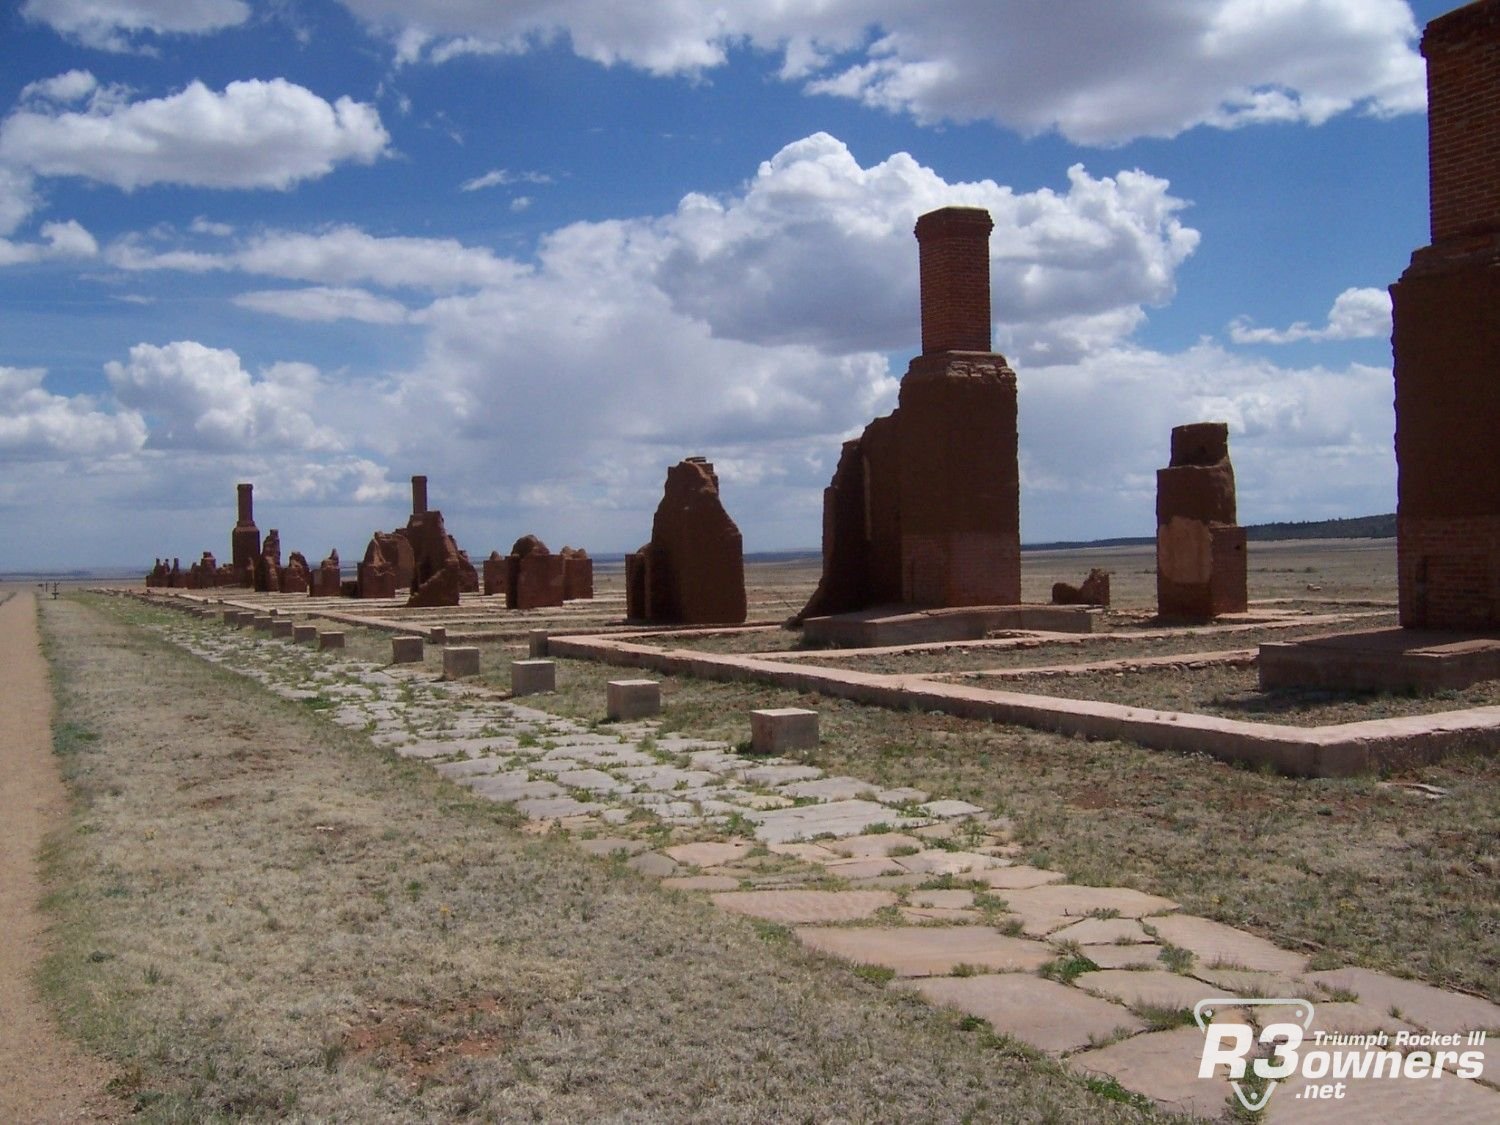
[798,205,1020,620]
[1393,0,1500,629]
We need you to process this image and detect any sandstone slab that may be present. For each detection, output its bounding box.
[1300,967,1500,1033]
[748,799,899,844]
[662,841,753,868]
[891,849,1000,876]
[979,865,1068,890]
[904,974,1145,1054]
[1263,1065,1500,1123]
[794,925,1053,977]
[1072,1025,1236,1119]
[1051,917,1153,946]
[709,889,897,925]
[1076,969,1230,1013]
[1146,913,1306,974]
[1084,944,1165,970]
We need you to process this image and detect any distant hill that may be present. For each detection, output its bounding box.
[1024,513,1396,552]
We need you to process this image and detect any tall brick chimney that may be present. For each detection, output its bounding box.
[914,206,994,354]
[411,474,428,516]
[230,482,261,581]
[1423,0,1500,244]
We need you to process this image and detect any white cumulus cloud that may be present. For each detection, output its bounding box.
[1229,286,1392,344]
[105,341,344,452]
[0,219,98,266]
[23,0,251,52]
[655,134,1198,365]
[0,364,146,458]
[1019,342,1395,539]
[0,75,390,191]
[337,0,1424,144]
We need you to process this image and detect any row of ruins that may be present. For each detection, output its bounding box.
[149,0,1500,671]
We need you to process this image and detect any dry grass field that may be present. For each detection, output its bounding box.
[28,538,1500,1120]
[36,592,1185,1123]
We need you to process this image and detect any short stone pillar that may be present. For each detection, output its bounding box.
[511,659,556,696]
[221,609,239,625]
[293,625,318,644]
[750,708,819,755]
[607,679,661,721]
[1155,422,1247,620]
[391,636,424,664]
[317,631,346,650]
[528,629,549,658]
[442,646,480,679]
[270,619,295,639]
[430,626,447,644]
[252,614,274,631]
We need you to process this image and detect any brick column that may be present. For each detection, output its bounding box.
[914,207,994,354]
[1424,0,1500,244]
[1393,0,1500,629]
[411,475,428,516]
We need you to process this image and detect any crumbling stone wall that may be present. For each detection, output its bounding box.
[1155,423,1247,620]
[1394,0,1500,630]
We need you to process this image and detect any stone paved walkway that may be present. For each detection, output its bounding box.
[150,602,1500,1122]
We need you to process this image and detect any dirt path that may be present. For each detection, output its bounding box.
[0,590,118,1122]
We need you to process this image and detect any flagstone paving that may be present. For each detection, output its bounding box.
[146,600,1500,1122]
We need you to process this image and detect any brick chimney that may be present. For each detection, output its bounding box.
[411,474,428,516]
[236,482,254,526]
[1423,0,1500,243]
[914,206,994,354]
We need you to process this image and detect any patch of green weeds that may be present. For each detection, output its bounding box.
[1134,1004,1196,1031]
[1040,953,1098,985]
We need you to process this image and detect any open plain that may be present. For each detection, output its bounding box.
[7,538,1500,1122]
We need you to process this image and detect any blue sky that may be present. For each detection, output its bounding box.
[0,0,1457,569]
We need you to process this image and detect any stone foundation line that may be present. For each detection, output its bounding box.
[544,635,1500,778]
[137,599,1500,1120]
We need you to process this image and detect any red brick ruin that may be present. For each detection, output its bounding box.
[627,458,747,625]
[1155,422,1247,620]
[504,535,565,610]
[148,470,595,609]
[405,510,470,608]
[797,206,1019,622]
[561,546,594,600]
[1394,0,1500,630]
[311,549,342,597]
[231,482,260,586]
[1052,568,1111,608]
[281,551,310,594]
